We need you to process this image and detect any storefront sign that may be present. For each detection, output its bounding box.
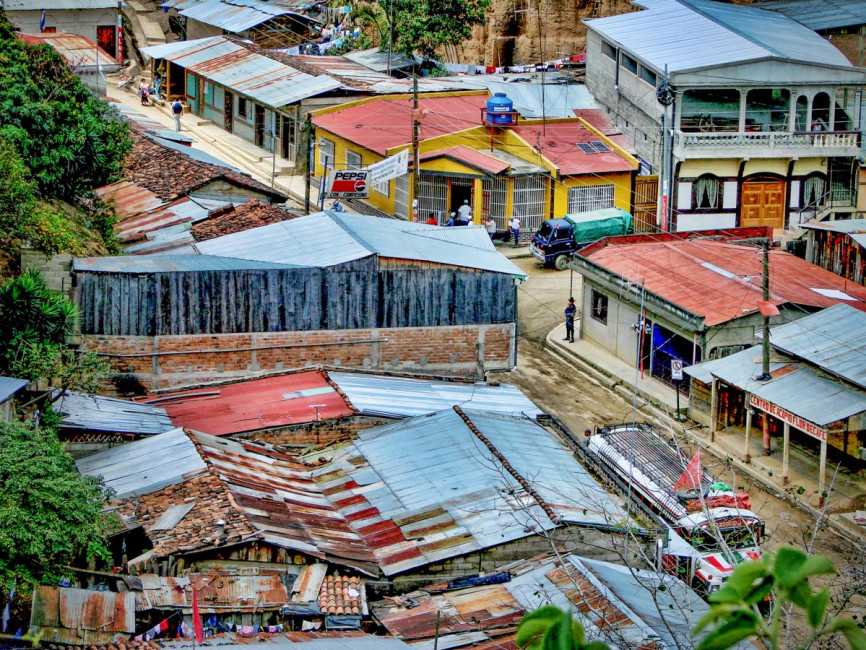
[749,395,827,442]
[368,150,409,185]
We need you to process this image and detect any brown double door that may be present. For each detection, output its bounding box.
[740,179,785,230]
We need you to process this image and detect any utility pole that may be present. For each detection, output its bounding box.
[659,65,671,232]
[536,0,546,134]
[304,112,313,214]
[412,74,420,221]
[758,238,772,381]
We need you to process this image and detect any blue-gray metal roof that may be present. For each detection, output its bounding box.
[343,47,419,73]
[76,428,207,499]
[195,211,527,276]
[756,0,866,30]
[585,0,854,73]
[186,638,413,650]
[800,218,866,233]
[73,254,298,273]
[4,0,119,8]
[684,343,866,426]
[145,133,238,171]
[328,372,541,418]
[142,37,341,110]
[0,376,27,404]
[476,82,597,119]
[53,391,175,435]
[180,0,312,33]
[769,303,866,390]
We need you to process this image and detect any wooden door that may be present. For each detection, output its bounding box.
[634,176,658,232]
[741,179,785,229]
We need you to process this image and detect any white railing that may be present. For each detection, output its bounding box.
[676,130,861,151]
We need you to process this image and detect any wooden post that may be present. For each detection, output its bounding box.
[709,378,718,442]
[412,74,420,222]
[782,421,790,484]
[744,396,752,463]
[763,412,771,456]
[818,439,828,504]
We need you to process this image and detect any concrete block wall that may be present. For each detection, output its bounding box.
[82,323,515,389]
[21,249,74,298]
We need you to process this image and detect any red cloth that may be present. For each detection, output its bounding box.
[673,451,702,491]
[192,590,203,643]
[686,493,752,513]
[159,620,169,632]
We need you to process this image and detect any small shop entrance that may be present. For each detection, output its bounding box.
[449,177,474,216]
[650,323,700,392]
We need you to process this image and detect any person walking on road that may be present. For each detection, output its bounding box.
[508,216,521,247]
[171,100,184,131]
[457,199,472,225]
[564,296,576,343]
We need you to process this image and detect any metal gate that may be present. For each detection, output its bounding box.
[418,172,448,222]
[483,177,507,230]
[512,175,547,235]
[394,173,410,220]
[634,176,659,232]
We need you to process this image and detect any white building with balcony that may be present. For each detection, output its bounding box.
[585,0,866,233]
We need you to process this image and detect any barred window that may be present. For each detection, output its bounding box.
[345,149,362,170]
[567,184,615,213]
[318,138,335,168]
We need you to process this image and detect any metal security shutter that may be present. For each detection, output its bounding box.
[394,173,410,219]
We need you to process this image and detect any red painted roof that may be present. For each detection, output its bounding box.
[510,121,636,176]
[312,94,489,155]
[150,372,355,435]
[584,237,866,326]
[419,145,510,174]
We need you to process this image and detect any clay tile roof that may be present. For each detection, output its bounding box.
[192,199,301,242]
[124,130,284,202]
[318,573,364,616]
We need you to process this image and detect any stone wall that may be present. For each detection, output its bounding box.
[83,323,516,389]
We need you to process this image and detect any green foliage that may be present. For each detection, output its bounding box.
[0,419,112,594]
[694,548,866,650]
[516,606,609,650]
[0,17,132,199]
[376,0,490,58]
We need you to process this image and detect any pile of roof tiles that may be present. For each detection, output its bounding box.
[318,574,363,615]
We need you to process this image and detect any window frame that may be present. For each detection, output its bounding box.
[691,174,721,211]
[638,64,657,86]
[590,289,608,325]
[319,138,335,169]
[567,183,615,214]
[345,149,362,170]
[621,53,638,75]
[237,97,249,120]
[601,40,616,60]
[373,179,390,197]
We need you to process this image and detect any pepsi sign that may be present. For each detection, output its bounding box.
[326,170,370,198]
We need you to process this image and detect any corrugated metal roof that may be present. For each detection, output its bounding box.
[585,0,854,74]
[276,54,396,90]
[132,575,190,609]
[18,32,120,68]
[5,0,119,8]
[54,390,175,436]
[419,146,510,174]
[756,0,866,30]
[344,48,418,73]
[801,218,866,233]
[582,237,866,326]
[196,211,527,276]
[151,503,196,530]
[30,586,135,646]
[75,427,208,499]
[142,37,341,109]
[168,637,414,650]
[510,122,636,176]
[73,254,298,273]
[684,344,866,426]
[0,376,27,404]
[328,372,541,418]
[311,409,628,576]
[485,82,597,119]
[180,0,307,33]
[147,371,355,435]
[769,303,866,390]
[191,573,289,610]
[145,132,240,170]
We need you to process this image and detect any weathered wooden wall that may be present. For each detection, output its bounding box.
[76,259,517,336]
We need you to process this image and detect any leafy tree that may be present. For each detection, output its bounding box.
[368,0,490,58]
[0,420,112,594]
[517,606,609,650]
[0,270,109,397]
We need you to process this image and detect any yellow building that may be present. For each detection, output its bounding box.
[311,92,639,236]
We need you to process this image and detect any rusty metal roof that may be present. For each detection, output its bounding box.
[192,574,289,611]
[180,0,312,32]
[18,31,120,69]
[30,586,135,646]
[142,36,341,109]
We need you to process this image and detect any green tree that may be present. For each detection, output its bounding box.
[0,419,112,594]
[373,0,490,59]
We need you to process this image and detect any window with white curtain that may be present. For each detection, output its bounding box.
[692,175,720,210]
[567,184,615,213]
[803,175,826,207]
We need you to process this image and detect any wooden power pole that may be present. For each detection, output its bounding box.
[412,74,420,221]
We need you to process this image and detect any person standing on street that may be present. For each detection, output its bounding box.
[171,100,184,131]
[445,212,456,227]
[564,297,576,343]
[508,216,521,247]
[485,215,496,240]
[139,78,151,105]
[457,199,472,225]
[426,212,438,225]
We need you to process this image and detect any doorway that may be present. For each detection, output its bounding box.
[224,91,234,133]
[650,323,700,392]
[740,178,785,229]
[449,177,474,216]
[255,104,265,147]
[96,25,117,58]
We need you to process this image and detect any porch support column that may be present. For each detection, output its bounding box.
[818,439,828,503]
[738,90,747,132]
[473,177,483,225]
[788,93,797,133]
[763,411,771,456]
[782,421,790,484]
[709,378,718,443]
[744,395,752,463]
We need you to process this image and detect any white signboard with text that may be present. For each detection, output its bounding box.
[368,150,409,185]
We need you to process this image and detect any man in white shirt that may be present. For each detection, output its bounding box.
[508,216,521,247]
[485,215,496,239]
[457,200,472,225]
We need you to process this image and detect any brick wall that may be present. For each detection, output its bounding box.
[235,415,392,448]
[83,323,516,389]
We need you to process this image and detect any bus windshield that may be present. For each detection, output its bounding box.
[684,519,762,552]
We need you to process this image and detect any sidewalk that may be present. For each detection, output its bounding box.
[543,320,866,541]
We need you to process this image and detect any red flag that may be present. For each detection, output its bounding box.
[673,451,702,491]
[192,589,203,644]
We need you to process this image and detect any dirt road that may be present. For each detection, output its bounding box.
[504,254,858,599]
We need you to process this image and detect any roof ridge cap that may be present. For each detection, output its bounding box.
[329,212,377,254]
